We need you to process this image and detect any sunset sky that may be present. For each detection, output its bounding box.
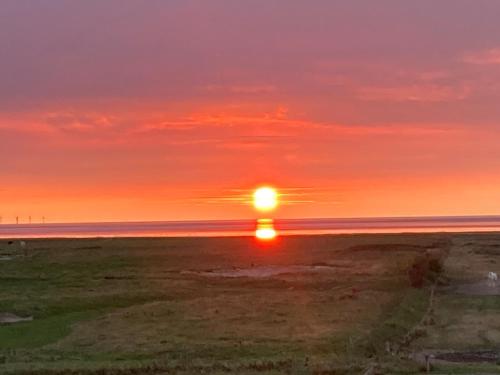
[2,1,500,223]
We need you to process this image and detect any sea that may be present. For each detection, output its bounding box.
[1,216,500,238]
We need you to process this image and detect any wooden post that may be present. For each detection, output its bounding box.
[425,354,433,373]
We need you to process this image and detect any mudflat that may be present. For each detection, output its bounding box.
[0,233,499,374]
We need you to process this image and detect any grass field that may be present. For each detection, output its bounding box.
[0,233,499,374]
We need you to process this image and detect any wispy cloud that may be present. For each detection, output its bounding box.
[44,112,117,132]
[0,104,462,153]
[203,84,278,94]
[463,48,500,65]
[357,83,471,102]
[188,186,322,206]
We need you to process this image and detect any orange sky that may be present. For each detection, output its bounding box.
[1,1,500,223]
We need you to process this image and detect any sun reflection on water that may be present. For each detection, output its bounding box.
[255,218,277,240]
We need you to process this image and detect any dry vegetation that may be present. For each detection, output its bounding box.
[411,233,500,374]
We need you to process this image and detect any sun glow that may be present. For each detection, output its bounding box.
[255,227,277,240]
[255,219,277,240]
[253,187,278,212]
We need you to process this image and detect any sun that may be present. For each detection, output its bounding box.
[253,187,278,212]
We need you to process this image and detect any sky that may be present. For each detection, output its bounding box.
[1,0,500,223]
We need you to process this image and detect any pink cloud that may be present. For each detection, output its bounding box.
[357,83,471,102]
[463,48,500,65]
[204,84,278,94]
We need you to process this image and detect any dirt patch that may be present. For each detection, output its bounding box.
[455,280,500,296]
[185,265,338,278]
[0,313,33,324]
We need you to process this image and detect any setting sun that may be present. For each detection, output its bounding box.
[253,187,278,212]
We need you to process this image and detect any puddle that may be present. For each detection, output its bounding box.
[435,350,498,363]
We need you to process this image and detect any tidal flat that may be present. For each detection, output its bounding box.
[0,233,499,374]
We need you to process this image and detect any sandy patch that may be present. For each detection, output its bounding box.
[0,313,33,324]
[185,265,338,278]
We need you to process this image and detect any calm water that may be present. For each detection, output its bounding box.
[1,216,500,238]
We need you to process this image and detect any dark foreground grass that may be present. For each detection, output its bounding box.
[0,234,455,374]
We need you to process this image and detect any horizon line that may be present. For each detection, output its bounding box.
[2,214,500,227]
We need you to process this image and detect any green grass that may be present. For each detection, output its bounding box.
[361,288,429,355]
[443,294,500,311]
[0,234,457,374]
[0,295,159,349]
[0,312,92,349]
